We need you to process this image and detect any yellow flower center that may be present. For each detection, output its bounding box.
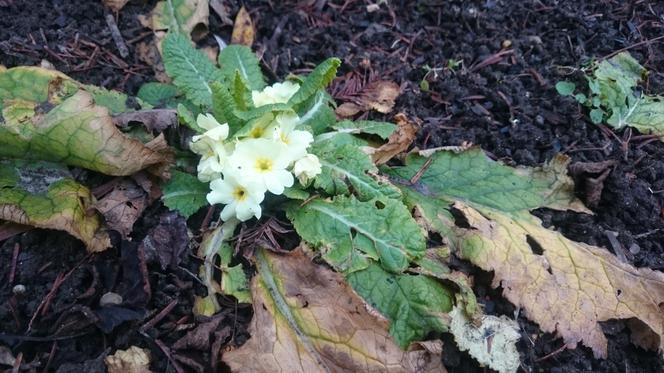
[232,187,247,201]
[249,126,264,138]
[280,132,290,144]
[255,158,273,172]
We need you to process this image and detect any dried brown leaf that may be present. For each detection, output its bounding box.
[335,80,401,118]
[95,179,148,239]
[105,346,152,373]
[231,6,255,46]
[222,248,445,373]
[370,113,418,165]
[456,201,664,358]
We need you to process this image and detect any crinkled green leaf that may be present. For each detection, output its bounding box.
[387,148,584,214]
[231,70,252,111]
[0,161,110,252]
[332,120,397,140]
[162,32,223,107]
[346,262,453,348]
[294,91,335,134]
[218,44,266,91]
[211,81,243,133]
[0,90,170,176]
[161,170,208,218]
[625,95,664,135]
[287,58,341,105]
[310,136,401,201]
[137,82,181,108]
[286,195,426,274]
[176,103,205,133]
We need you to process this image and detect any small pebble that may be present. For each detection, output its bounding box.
[502,39,512,48]
[12,284,26,295]
[629,243,640,254]
[100,292,123,307]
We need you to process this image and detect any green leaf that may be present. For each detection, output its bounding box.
[148,0,209,39]
[288,58,341,105]
[162,32,223,108]
[294,91,335,134]
[590,108,604,124]
[287,196,426,274]
[574,93,587,104]
[310,136,401,201]
[211,81,243,132]
[623,95,664,135]
[161,170,209,218]
[231,70,252,111]
[388,148,585,214]
[332,120,397,140]
[555,81,576,96]
[218,243,251,303]
[137,82,181,108]
[0,161,110,252]
[218,45,266,91]
[346,262,453,348]
[0,90,169,176]
[176,103,205,133]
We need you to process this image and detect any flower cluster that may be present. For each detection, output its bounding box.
[190,82,322,222]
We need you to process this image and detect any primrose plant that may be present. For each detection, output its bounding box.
[189,83,321,222]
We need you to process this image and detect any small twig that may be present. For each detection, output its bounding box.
[153,338,185,373]
[409,157,434,184]
[105,13,129,58]
[140,299,178,333]
[601,35,664,60]
[9,243,20,285]
[535,343,568,362]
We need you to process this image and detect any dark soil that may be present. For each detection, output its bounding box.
[2,0,664,372]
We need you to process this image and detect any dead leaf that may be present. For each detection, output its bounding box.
[222,248,445,373]
[455,201,664,358]
[335,80,400,118]
[105,346,152,373]
[112,109,178,133]
[103,0,129,12]
[145,0,209,49]
[231,6,255,46]
[140,211,189,270]
[209,0,233,25]
[568,160,616,208]
[0,346,16,367]
[370,113,418,164]
[136,42,170,83]
[95,179,148,239]
[202,45,219,63]
[449,307,521,373]
[173,315,229,350]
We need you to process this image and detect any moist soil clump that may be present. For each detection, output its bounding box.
[1,0,664,371]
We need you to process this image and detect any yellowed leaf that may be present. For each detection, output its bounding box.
[455,201,664,358]
[146,0,209,48]
[105,346,152,373]
[370,113,418,165]
[103,0,129,12]
[231,6,255,46]
[223,248,445,373]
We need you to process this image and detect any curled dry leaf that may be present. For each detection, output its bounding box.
[95,179,148,239]
[0,161,110,252]
[105,346,152,373]
[231,6,255,47]
[223,248,445,373]
[370,113,418,165]
[335,80,400,118]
